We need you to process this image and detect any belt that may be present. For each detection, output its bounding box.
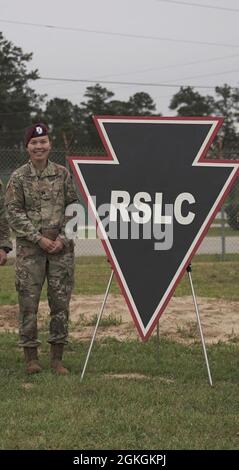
[40,228,59,240]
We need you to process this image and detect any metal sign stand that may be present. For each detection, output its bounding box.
[80,265,213,386]
[155,266,213,386]
[156,323,160,363]
[80,269,114,382]
[186,264,213,386]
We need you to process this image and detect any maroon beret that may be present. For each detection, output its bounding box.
[24,123,49,147]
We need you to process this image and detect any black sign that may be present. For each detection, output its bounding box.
[69,117,239,340]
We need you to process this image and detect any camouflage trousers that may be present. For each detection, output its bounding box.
[15,239,74,348]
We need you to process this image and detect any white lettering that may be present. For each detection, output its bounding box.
[154,193,172,224]
[109,191,130,222]
[132,192,152,224]
[174,192,195,225]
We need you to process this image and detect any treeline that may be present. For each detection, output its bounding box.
[0,32,238,153]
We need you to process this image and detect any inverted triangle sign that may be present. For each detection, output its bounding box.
[68,116,239,340]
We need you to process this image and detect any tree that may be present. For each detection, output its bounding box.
[213,84,239,153]
[80,84,114,147]
[127,92,156,115]
[0,32,44,147]
[170,84,239,153]
[107,99,130,115]
[43,98,83,149]
[170,84,239,230]
[81,83,114,115]
[169,86,214,116]
[209,85,239,231]
[225,183,239,230]
[79,85,158,146]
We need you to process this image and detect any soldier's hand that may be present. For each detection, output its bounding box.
[38,236,56,252]
[0,249,7,266]
[48,238,64,254]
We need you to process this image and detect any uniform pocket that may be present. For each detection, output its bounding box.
[51,177,65,204]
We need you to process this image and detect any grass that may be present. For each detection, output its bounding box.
[207,227,239,237]
[73,312,122,328]
[0,333,238,450]
[0,255,238,450]
[176,321,199,340]
[174,259,239,300]
[1,255,239,305]
[84,313,122,327]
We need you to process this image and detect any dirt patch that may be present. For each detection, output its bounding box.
[104,373,149,380]
[0,294,238,344]
[21,383,35,390]
[103,373,174,383]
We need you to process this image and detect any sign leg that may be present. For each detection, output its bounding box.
[80,270,114,382]
[187,265,213,386]
[156,322,160,363]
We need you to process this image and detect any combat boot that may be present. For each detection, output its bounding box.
[50,344,69,375]
[24,347,42,375]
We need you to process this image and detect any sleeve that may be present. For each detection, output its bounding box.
[5,175,42,244]
[0,180,13,251]
[58,170,78,245]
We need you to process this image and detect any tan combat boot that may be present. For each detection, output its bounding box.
[24,347,42,375]
[50,344,69,375]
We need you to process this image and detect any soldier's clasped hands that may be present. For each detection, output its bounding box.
[0,249,7,266]
[38,236,64,254]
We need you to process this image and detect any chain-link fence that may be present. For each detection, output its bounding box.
[0,147,105,185]
[1,147,238,258]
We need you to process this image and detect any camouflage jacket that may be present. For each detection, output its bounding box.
[5,160,78,245]
[0,179,12,251]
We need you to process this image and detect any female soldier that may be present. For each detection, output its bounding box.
[6,123,77,375]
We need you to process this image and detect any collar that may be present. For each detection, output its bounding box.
[28,160,57,177]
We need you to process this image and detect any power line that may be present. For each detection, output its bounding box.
[32,53,239,87]
[0,75,238,117]
[162,68,239,83]
[27,52,239,96]
[156,0,239,12]
[38,76,239,90]
[89,53,239,81]
[0,18,239,48]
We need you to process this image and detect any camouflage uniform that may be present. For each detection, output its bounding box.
[0,179,12,252]
[5,160,77,347]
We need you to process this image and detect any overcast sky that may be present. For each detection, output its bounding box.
[1,0,239,115]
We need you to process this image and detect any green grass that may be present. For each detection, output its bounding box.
[1,256,239,304]
[0,333,238,450]
[83,313,122,327]
[1,255,238,449]
[174,260,239,300]
[207,227,238,237]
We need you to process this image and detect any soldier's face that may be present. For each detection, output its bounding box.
[26,136,51,166]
